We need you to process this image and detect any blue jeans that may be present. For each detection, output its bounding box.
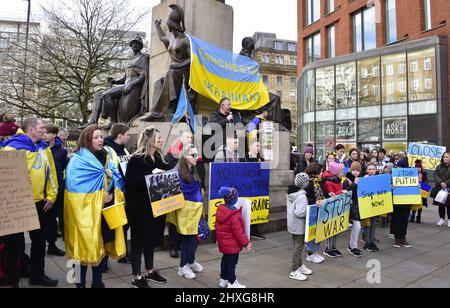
[75,258,106,288]
[220,254,239,284]
[306,241,320,254]
[180,235,198,267]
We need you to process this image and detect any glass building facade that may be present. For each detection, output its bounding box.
[298,36,448,163]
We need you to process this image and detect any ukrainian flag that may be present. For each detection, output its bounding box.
[172,84,197,133]
[64,148,126,266]
[393,186,422,205]
[420,182,431,199]
[189,35,270,110]
[167,173,203,236]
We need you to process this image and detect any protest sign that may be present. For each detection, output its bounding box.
[407,143,446,170]
[145,170,184,218]
[236,199,251,240]
[392,168,421,204]
[0,151,40,237]
[304,205,318,243]
[118,155,131,176]
[261,121,274,161]
[358,174,394,219]
[315,192,352,243]
[209,162,270,230]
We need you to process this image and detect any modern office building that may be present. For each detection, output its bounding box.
[297,0,449,161]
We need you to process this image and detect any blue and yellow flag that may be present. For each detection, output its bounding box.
[420,182,431,199]
[189,35,270,110]
[172,84,197,133]
[167,172,203,236]
[64,148,126,266]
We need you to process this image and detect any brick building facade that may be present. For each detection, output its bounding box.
[297,0,449,161]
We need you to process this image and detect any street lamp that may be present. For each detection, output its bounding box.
[21,0,31,122]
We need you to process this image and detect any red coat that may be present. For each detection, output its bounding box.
[323,177,344,197]
[215,204,249,254]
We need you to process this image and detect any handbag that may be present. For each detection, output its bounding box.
[198,216,210,241]
[435,189,449,205]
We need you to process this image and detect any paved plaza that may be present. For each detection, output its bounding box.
[6,207,450,289]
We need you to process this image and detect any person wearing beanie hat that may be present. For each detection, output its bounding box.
[322,162,346,258]
[215,187,252,288]
[295,144,317,174]
[287,173,313,281]
[392,159,414,249]
[410,159,428,224]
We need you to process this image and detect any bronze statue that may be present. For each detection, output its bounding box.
[81,36,149,129]
[239,37,284,127]
[141,4,191,122]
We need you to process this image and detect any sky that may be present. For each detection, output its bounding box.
[0,0,297,52]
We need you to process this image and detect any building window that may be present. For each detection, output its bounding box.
[261,54,270,63]
[410,60,419,72]
[290,77,297,87]
[274,41,284,50]
[386,0,397,44]
[423,0,432,31]
[353,6,376,52]
[277,76,283,87]
[382,53,407,104]
[305,0,321,26]
[336,62,357,109]
[290,90,297,102]
[327,0,335,14]
[408,48,436,101]
[305,32,321,64]
[263,75,269,86]
[424,57,432,71]
[358,57,381,107]
[316,66,335,110]
[327,25,336,58]
[288,43,297,52]
[399,61,406,74]
[290,56,297,66]
[275,55,284,65]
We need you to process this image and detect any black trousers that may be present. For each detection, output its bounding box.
[392,205,411,240]
[220,254,239,284]
[438,204,450,220]
[131,246,154,276]
[2,233,25,285]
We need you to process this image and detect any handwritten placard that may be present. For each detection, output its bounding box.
[0,151,40,236]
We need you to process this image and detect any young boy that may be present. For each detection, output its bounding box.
[287,173,313,281]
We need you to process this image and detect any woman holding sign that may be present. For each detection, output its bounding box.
[434,152,450,227]
[167,145,204,280]
[124,127,176,288]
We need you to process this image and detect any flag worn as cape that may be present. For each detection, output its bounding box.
[64,148,126,266]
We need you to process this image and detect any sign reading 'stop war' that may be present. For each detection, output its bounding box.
[209,163,270,230]
[315,192,352,243]
[408,143,446,170]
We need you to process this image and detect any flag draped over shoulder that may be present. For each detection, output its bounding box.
[167,172,203,236]
[64,148,126,266]
[172,84,197,133]
[188,35,270,110]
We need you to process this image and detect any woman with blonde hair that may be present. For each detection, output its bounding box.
[124,127,176,288]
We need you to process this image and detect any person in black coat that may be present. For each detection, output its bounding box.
[43,124,67,257]
[433,152,450,226]
[124,127,177,288]
[295,144,317,175]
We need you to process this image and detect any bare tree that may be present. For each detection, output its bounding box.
[0,0,146,125]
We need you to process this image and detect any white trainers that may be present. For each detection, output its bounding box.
[306,253,323,264]
[314,253,325,263]
[289,270,308,281]
[437,219,445,226]
[227,280,246,288]
[219,279,228,288]
[299,264,313,275]
[387,234,395,240]
[189,262,203,273]
[178,265,196,279]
